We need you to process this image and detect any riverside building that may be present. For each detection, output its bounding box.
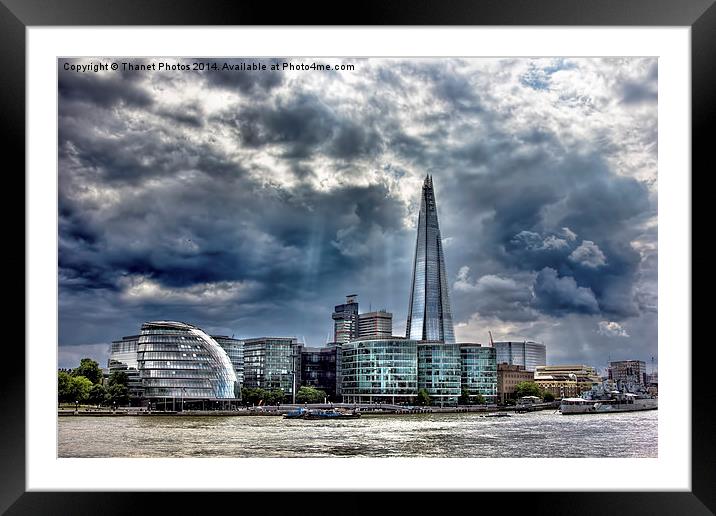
[534,364,601,399]
[243,337,301,399]
[300,345,340,400]
[136,321,239,409]
[608,360,647,386]
[418,342,462,405]
[497,363,535,403]
[213,336,244,389]
[108,334,143,401]
[332,294,359,344]
[459,344,498,403]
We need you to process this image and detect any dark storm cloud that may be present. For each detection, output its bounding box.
[57,57,657,372]
[198,58,284,94]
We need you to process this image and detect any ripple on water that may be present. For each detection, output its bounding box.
[58,411,657,458]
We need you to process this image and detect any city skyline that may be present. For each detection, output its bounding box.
[58,57,657,372]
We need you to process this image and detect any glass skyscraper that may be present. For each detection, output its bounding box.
[406,175,455,343]
[494,341,546,372]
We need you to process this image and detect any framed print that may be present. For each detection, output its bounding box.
[4,0,712,513]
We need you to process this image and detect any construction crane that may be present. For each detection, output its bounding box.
[488,330,495,347]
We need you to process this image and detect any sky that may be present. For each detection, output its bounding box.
[58,57,658,373]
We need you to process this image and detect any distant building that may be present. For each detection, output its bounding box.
[357,310,393,340]
[213,336,244,389]
[608,360,647,386]
[534,364,601,399]
[300,345,339,400]
[332,294,359,344]
[108,335,142,401]
[136,321,239,408]
[341,339,418,404]
[459,344,498,403]
[243,337,301,398]
[493,341,546,372]
[497,363,535,404]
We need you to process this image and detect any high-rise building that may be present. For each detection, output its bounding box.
[332,294,359,344]
[406,175,455,343]
[418,342,462,405]
[136,321,239,405]
[493,341,546,372]
[243,337,301,398]
[357,310,393,340]
[608,360,647,386]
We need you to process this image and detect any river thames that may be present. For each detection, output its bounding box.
[58,410,657,458]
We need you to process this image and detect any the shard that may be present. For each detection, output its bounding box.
[406,175,455,343]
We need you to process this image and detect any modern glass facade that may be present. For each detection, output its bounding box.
[460,344,498,402]
[213,336,244,388]
[108,335,143,400]
[300,345,339,399]
[494,341,546,372]
[417,343,462,405]
[136,321,238,400]
[406,175,455,343]
[243,337,301,397]
[341,339,418,404]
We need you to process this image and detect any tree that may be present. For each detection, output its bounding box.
[88,384,108,406]
[296,386,326,404]
[265,389,285,405]
[542,391,555,402]
[459,388,471,405]
[473,393,486,405]
[514,381,542,399]
[58,371,73,403]
[416,388,431,406]
[72,358,103,385]
[108,370,129,387]
[68,376,93,404]
[241,387,267,406]
[107,383,129,406]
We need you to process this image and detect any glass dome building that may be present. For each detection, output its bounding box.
[137,321,239,406]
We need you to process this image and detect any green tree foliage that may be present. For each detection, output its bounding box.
[107,383,129,406]
[474,393,486,405]
[242,387,269,405]
[459,388,471,405]
[68,376,93,403]
[266,389,285,405]
[296,386,327,404]
[416,388,431,406]
[72,358,103,385]
[88,384,109,406]
[542,391,555,402]
[514,381,542,399]
[58,371,73,403]
[108,370,129,387]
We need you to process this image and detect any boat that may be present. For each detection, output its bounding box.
[301,409,361,420]
[560,381,657,415]
[284,408,361,420]
[482,412,512,418]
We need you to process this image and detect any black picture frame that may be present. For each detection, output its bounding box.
[3,0,711,513]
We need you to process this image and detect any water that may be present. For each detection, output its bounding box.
[58,410,657,458]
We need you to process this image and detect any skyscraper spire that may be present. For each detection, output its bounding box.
[406,175,455,343]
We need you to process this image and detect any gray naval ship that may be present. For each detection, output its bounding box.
[560,380,658,415]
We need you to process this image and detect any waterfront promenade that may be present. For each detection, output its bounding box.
[58,401,560,417]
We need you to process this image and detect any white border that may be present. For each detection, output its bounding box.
[27,27,690,491]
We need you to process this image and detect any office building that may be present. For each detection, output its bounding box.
[332,294,359,344]
[243,337,301,398]
[341,339,418,404]
[357,310,393,340]
[534,364,601,399]
[418,342,462,406]
[459,344,498,403]
[108,335,143,400]
[497,363,535,403]
[406,175,455,343]
[493,340,546,372]
[608,360,647,386]
[136,321,239,407]
[213,336,244,388]
[300,345,339,400]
